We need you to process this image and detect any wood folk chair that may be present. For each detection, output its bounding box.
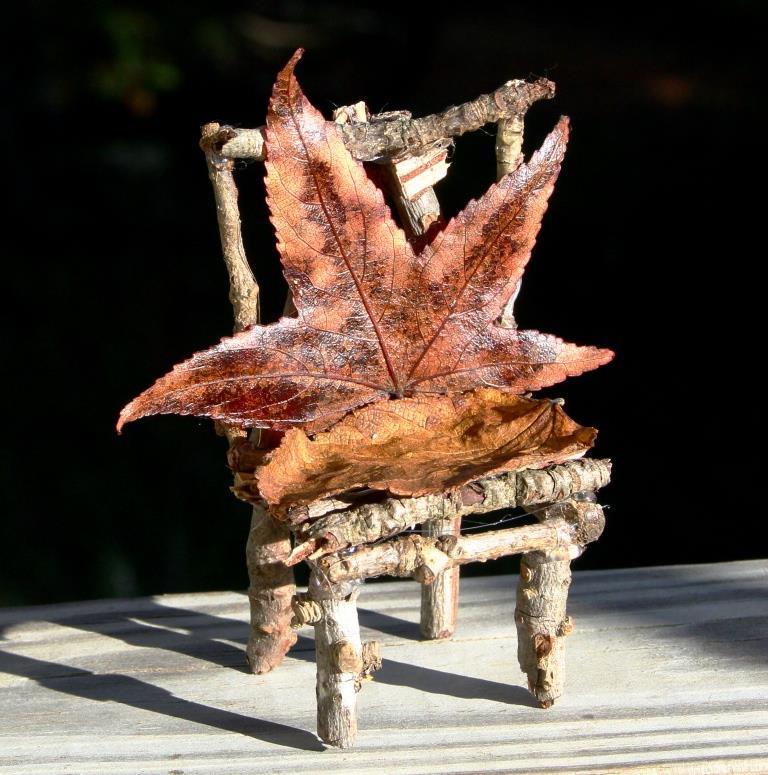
[199,78,611,748]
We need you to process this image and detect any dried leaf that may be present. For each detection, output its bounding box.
[237,389,596,517]
[118,50,612,433]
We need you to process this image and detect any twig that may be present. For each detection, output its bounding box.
[309,568,365,749]
[516,548,573,709]
[495,114,526,326]
[314,500,605,585]
[420,515,461,639]
[496,114,525,180]
[200,122,296,675]
[200,123,260,333]
[290,459,611,561]
[514,498,603,707]
[244,502,298,673]
[211,78,555,163]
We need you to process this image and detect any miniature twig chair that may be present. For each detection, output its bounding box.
[199,75,610,748]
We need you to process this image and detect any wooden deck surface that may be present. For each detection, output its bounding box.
[1,560,766,773]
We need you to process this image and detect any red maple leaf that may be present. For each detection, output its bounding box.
[118,51,612,434]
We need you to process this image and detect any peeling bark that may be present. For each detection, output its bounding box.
[290,592,323,628]
[381,139,447,242]
[496,114,525,180]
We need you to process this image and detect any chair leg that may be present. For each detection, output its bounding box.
[245,504,297,674]
[310,570,364,748]
[516,498,605,706]
[515,547,575,707]
[420,516,461,639]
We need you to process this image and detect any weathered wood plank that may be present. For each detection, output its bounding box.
[1,560,767,773]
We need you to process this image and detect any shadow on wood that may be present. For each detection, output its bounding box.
[0,649,323,751]
[356,606,421,641]
[1,562,766,772]
[290,635,539,708]
[0,592,540,754]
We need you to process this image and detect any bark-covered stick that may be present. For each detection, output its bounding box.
[496,112,526,326]
[515,499,605,708]
[420,515,461,639]
[315,502,605,585]
[200,123,260,333]
[309,569,364,749]
[516,549,573,709]
[200,123,296,674]
[214,77,555,162]
[245,503,297,673]
[287,459,611,561]
[496,113,525,180]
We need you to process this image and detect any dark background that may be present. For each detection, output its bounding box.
[2,1,762,606]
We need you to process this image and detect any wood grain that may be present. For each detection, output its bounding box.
[1,560,766,773]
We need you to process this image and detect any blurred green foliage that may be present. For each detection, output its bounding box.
[93,8,182,114]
